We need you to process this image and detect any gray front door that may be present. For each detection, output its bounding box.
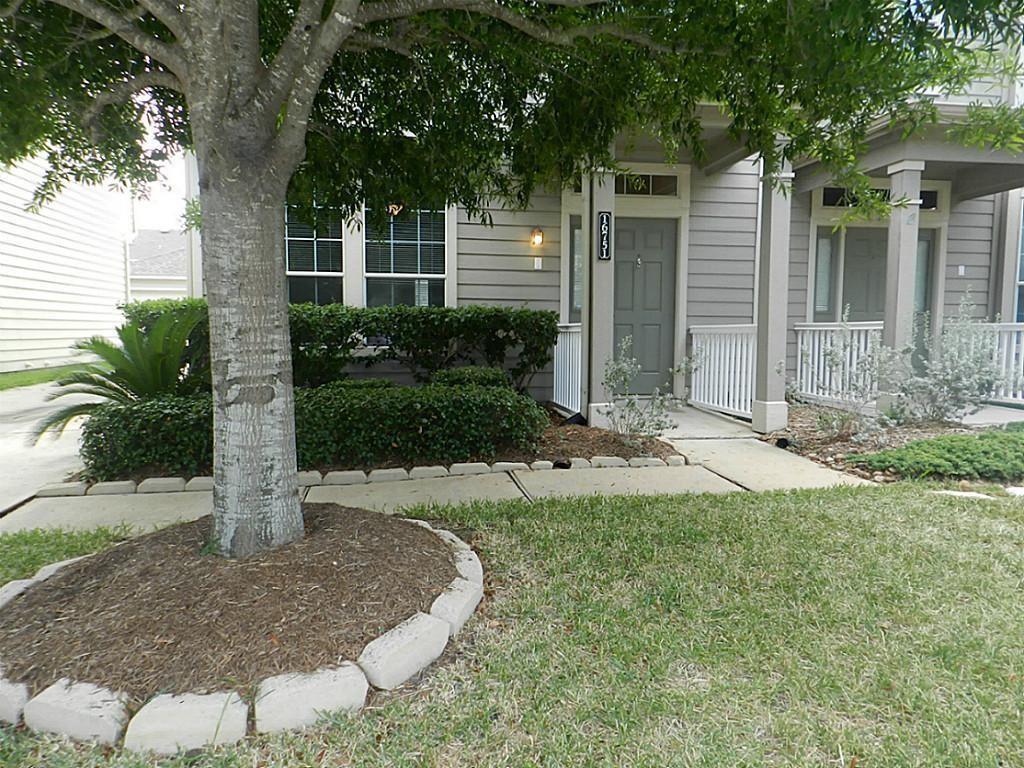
[613,217,677,394]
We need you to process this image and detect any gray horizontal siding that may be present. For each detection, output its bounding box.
[945,195,995,319]
[786,191,812,377]
[686,159,760,329]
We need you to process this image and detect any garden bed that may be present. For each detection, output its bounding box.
[0,505,456,705]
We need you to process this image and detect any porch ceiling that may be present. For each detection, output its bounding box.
[793,122,1024,202]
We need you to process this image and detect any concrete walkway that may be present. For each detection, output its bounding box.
[0,383,90,512]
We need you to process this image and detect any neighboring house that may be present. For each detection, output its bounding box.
[0,157,131,373]
[129,229,189,301]
[187,73,1024,431]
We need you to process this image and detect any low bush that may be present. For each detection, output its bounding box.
[431,366,511,388]
[122,299,558,388]
[81,383,548,480]
[850,430,1024,481]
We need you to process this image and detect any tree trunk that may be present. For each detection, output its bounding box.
[198,167,304,558]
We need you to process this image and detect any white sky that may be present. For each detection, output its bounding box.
[132,151,187,232]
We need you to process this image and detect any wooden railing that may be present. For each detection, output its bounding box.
[794,322,883,405]
[688,324,756,418]
[553,323,582,414]
[992,323,1024,404]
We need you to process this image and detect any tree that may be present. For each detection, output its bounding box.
[2,1,1022,557]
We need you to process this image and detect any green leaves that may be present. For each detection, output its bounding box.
[851,429,1024,481]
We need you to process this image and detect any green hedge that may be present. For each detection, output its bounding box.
[80,384,548,480]
[122,299,558,388]
[850,430,1024,481]
[431,366,511,388]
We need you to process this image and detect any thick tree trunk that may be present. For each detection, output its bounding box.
[198,168,304,558]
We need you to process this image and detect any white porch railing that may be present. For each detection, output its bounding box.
[553,323,582,413]
[794,322,884,404]
[992,323,1024,403]
[688,324,756,418]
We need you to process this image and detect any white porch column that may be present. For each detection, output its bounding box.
[883,160,925,351]
[751,159,793,433]
[586,170,616,421]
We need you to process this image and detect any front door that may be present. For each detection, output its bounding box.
[613,217,677,394]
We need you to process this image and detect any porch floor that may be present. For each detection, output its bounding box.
[661,406,755,440]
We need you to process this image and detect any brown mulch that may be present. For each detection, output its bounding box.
[766,403,978,480]
[0,504,456,705]
[496,418,678,466]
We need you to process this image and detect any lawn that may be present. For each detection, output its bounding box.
[0,364,91,392]
[3,485,1024,766]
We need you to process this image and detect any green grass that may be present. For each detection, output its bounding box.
[0,527,127,585]
[851,429,1024,482]
[0,364,92,392]
[4,486,1024,766]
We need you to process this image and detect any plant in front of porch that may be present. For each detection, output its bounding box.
[599,337,691,438]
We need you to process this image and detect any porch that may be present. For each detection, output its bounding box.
[553,320,1024,420]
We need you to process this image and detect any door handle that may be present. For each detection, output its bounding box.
[636,256,642,268]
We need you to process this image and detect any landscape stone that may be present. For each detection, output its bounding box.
[1006,487,1024,497]
[591,456,628,468]
[0,579,34,610]
[628,457,667,468]
[296,470,323,487]
[185,476,215,492]
[530,461,554,471]
[492,461,530,472]
[449,462,492,476]
[87,480,137,495]
[356,612,450,690]
[23,679,128,745]
[36,482,87,497]
[410,465,449,479]
[33,556,86,581]
[255,663,368,733]
[665,455,686,467]
[569,458,591,469]
[430,577,484,636]
[137,477,186,494]
[123,691,247,754]
[0,678,29,724]
[368,468,409,483]
[433,528,471,552]
[454,549,484,585]
[324,470,367,485]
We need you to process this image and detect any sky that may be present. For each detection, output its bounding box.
[132,151,187,232]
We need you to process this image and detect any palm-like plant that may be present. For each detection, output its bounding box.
[33,309,207,440]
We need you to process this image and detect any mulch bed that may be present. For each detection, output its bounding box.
[766,403,978,480]
[0,504,456,705]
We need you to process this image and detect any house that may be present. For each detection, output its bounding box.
[186,73,1024,431]
[128,229,189,301]
[0,157,132,373]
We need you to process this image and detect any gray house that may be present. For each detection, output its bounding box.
[189,75,1024,431]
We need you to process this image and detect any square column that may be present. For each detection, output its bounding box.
[883,161,925,351]
[752,159,794,433]
[586,171,616,421]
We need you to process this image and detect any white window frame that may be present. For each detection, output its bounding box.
[284,206,344,304]
[806,179,951,325]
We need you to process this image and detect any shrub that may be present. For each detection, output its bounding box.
[122,299,558,388]
[850,430,1024,481]
[81,384,548,480]
[432,366,511,388]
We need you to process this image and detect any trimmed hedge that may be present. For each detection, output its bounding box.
[122,299,558,388]
[432,366,511,388]
[80,383,548,480]
[850,430,1024,482]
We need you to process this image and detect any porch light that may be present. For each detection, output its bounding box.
[386,203,404,217]
[530,227,544,247]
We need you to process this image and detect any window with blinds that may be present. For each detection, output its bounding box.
[365,209,446,307]
[285,207,343,305]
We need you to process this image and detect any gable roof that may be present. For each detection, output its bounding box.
[129,229,187,276]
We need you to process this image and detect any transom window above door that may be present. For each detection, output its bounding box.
[365,209,446,307]
[614,173,678,197]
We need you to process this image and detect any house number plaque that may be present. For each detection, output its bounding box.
[597,211,612,261]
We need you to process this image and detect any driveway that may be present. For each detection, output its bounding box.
[0,383,88,512]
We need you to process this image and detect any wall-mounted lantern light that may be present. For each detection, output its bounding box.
[386,203,404,217]
[530,227,544,247]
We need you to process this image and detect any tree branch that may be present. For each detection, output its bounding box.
[82,69,184,138]
[133,0,190,43]
[1,0,189,77]
[356,0,604,25]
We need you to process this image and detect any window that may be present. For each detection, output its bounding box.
[568,215,583,323]
[813,227,838,322]
[365,209,446,307]
[614,173,678,197]
[1017,201,1024,322]
[285,207,343,305]
[822,186,939,210]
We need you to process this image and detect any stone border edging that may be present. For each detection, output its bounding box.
[35,455,686,498]
[0,518,484,754]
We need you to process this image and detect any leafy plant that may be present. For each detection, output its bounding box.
[33,310,206,440]
[432,366,511,388]
[80,383,549,481]
[598,337,684,438]
[850,430,1024,481]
